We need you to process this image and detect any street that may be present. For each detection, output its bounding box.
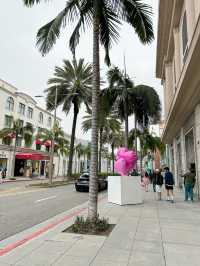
[0,181,94,241]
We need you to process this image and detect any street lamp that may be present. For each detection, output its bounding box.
[35,87,58,185]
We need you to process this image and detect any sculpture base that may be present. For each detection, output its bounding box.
[108,176,143,205]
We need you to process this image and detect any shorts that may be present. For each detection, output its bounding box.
[165,185,173,190]
[156,185,162,193]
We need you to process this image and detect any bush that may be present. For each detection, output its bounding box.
[70,215,110,234]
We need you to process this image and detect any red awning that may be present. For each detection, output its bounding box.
[16,153,50,161]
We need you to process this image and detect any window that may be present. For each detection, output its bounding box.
[48,117,52,127]
[18,103,25,115]
[36,143,41,151]
[27,107,33,119]
[182,11,188,62]
[4,115,13,128]
[6,97,14,111]
[19,120,24,128]
[39,112,43,124]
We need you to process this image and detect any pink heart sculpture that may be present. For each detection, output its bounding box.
[114,147,137,176]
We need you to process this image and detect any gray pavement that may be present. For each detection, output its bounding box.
[0,189,200,265]
[0,183,89,240]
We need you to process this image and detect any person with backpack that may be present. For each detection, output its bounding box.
[164,167,175,203]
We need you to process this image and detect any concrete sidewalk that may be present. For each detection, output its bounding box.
[0,189,200,265]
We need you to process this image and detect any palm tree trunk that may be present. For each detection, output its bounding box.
[98,128,103,174]
[88,12,99,221]
[111,143,114,174]
[124,101,129,148]
[11,134,17,177]
[67,105,78,178]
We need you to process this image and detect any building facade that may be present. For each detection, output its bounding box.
[0,79,65,177]
[156,0,200,195]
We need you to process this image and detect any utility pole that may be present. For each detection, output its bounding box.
[49,86,57,185]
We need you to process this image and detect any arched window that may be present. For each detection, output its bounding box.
[6,97,14,111]
[48,117,52,127]
[39,112,43,124]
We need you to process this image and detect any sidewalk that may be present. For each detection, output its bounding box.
[0,189,200,265]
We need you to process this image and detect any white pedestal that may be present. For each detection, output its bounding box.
[108,176,143,205]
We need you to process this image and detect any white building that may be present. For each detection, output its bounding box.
[0,79,64,177]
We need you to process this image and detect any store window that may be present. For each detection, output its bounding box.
[39,112,43,124]
[18,103,25,115]
[182,11,188,62]
[4,115,13,128]
[27,107,33,119]
[6,97,14,111]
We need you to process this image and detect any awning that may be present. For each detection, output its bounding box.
[16,153,50,161]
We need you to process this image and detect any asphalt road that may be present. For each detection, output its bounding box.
[0,182,101,241]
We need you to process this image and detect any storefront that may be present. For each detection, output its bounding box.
[15,152,50,177]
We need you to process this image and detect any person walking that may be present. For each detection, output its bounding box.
[164,167,175,203]
[152,170,156,192]
[183,166,196,202]
[155,169,163,200]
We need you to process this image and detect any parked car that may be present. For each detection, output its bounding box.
[75,173,107,192]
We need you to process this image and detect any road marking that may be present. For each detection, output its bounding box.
[35,196,57,203]
[0,195,106,257]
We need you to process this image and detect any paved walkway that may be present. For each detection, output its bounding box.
[0,189,200,265]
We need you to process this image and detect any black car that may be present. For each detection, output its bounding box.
[75,173,107,192]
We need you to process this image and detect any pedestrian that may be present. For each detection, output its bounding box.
[183,165,196,202]
[152,170,157,192]
[154,169,163,200]
[143,172,150,192]
[0,168,3,184]
[164,167,175,203]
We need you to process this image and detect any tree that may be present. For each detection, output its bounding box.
[45,59,92,178]
[82,109,121,173]
[107,67,135,148]
[23,0,154,220]
[0,119,34,177]
[129,129,165,173]
[56,137,69,177]
[75,143,85,173]
[36,124,66,183]
[105,130,124,173]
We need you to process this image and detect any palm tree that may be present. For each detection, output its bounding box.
[45,59,92,178]
[107,67,135,148]
[56,138,69,177]
[36,124,65,184]
[75,143,85,173]
[82,109,121,173]
[129,129,165,173]
[23,0,154,220]
[105,130,124,173]
[0,119,34,177]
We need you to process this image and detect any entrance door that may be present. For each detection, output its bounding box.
[185,129,195,169]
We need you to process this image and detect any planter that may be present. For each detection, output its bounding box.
[108,175,143,205]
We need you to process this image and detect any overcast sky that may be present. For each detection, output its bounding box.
[0,0,162,141]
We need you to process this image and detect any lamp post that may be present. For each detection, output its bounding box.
[35,86,57,185]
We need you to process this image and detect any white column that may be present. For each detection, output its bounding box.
[173,138,178,186]
[194,104,200,196]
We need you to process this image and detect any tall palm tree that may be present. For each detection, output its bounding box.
[23,0,154,220]
[75,143,85,173]
[45,59,92,178]
[0,119,34,177]
[107,67,135,148]
[82,109,121,173]
[105,130,124,173]
[36,124,65,184]
[56,138,69,177]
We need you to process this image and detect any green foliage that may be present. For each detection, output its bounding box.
[71,215,109,234]
[23,0,154,65]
